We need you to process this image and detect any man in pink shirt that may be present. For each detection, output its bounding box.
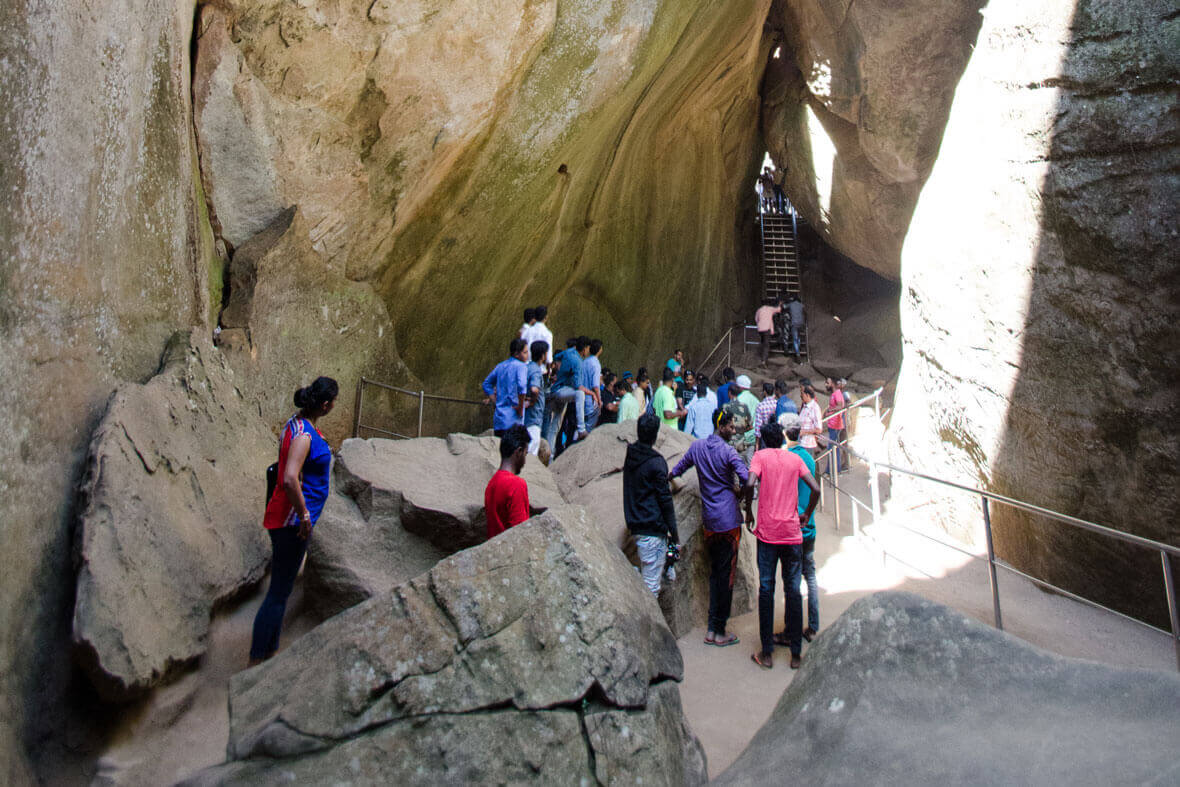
[824,377,847,472]
[753,298,781,367]
[742,421,820,669]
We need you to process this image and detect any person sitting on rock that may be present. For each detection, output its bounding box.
[742,421,820,671]
[669,409,749,647]
[485,425,535,539]
[623,413,680,596]
[250,376,338,667]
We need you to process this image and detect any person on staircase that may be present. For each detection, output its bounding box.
[669,409,749,647]
[250,377,338,666]
[785,294,805,362]
[623,413,680,596]
[754,299,781,368]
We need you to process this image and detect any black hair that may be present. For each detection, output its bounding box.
[697,381,709,398]
[509,337,527,356]
[530,340,549,363]
[802,386,816,399]
[294,376,339,413]
[534,305,548,321]
[636,413,660,445]
[575,335,590,352]
[589,338,603,355]
[499,424,530,459]
[723,367,736,382]
[775,379,790,395]
[673,348,682,355]
[523,307,536,322]
[698,373,710,386]
[713,409,732,430]
[662,367,675,383]
[602,370,616,386]
[762,381,775,396]
[785,425,802,442]
[761,422,785,449]
[565,337,577,348]
[637,368,649,383]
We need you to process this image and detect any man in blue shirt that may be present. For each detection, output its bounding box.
[774,378,798,419]
[543,336,592,449]
[524,340,548,455]
[716,367,736,407]
[482,338,529,436]
[780,413,820,643]
[581,339,604,430]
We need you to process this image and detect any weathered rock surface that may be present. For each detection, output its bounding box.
[186,506,707,786]
[717,591,1180,785]
[72,332,273,700]
[334,434,565,554]
[554,422,758,637]
[303,488,448,621]
[889,0,1180,623]
[761,0,986,279]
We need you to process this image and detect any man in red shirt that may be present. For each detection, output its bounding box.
[485,425,536,539]
[742,421,820,670]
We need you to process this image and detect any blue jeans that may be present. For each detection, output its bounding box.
[543,386,585,447]
[249,527,308,660]
[757,540,803,656]
[801,535,818,631]
[828,427,842,472]
[789,325,801,356]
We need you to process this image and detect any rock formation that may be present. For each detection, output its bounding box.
[553,422,758,636]
[72,331,273,700]
[185,506,707,785]
[716,591,1180,785]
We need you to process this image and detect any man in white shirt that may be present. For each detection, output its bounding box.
[528,305,554,370]
[519,307,536,339]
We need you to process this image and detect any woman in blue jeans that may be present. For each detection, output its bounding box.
[249,376,337,666]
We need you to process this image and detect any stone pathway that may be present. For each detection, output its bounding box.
[677,408,1177,779]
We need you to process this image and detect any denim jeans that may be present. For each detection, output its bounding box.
[789,325,801,356]
[543,386,585,448]
[828,427,842,473]
[249,527,308,660]
[801,535,818,631]
[756,540,803,656]
[635,535,667,596]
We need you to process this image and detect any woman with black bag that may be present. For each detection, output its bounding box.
[248,376,338,666]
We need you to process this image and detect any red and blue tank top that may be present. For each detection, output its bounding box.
[262,416,332,529]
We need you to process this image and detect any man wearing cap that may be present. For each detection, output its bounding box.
[734,375,761,463]
[721,375,754,463]
[669,409,749,647]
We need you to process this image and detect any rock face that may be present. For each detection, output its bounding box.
[72,332,273,700]
[553,422,758,637]
[186,506,707,786]
[888,0,1180,623]
[760,0,987,279]
[717,591,1180,785]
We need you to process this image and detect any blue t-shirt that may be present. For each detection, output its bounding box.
[264,416,332,528]
[716,382,732,407]
[525,361,545,427]
[552,347,583,390]
[776,395,798,419]
[789,445,817,538]
[581,354,602,392]
[481,357,528,431]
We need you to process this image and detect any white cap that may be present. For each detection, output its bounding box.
[735,374,752,389]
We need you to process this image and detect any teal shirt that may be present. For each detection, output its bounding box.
[789,445,817,538]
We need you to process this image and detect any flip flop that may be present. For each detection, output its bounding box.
[751,652,773,670]
[711,634,740,647]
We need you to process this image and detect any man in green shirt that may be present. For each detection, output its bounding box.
[734,374,761,463]
[653,368,686,429]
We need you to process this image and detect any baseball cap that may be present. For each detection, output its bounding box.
[778,412,801,431]
[735,374,752,389]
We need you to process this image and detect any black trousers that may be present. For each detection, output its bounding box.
[705,528,741,635]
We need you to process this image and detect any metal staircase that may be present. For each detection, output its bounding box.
[757,204,809,361]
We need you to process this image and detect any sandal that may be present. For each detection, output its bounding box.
[711,633,740,647]
[802,627,817,642]
[751,652,773,670]
[773,631,790,647]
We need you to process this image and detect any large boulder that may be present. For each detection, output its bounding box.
[72,332,274,700]
[185,506,707,785]
[553,422,758,637]
[334,433,565,553]
[716,591,1180,785]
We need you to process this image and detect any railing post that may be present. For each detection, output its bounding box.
[869,458,881,525]
[417,390,425,438]
[818,474,825,512]
[982,496,1003,631]
[874,393,881,424]
[851,499,860,537]
[1161,551,1180,672]
[352,378,365,438]
[832,454,840,533]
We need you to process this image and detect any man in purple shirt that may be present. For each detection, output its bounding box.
[481,338,529,436]
[669,409,748,647]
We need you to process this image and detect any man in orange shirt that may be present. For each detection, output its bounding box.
[485,425,536,539]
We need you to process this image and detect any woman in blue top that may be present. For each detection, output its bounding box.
[249,376,337,665]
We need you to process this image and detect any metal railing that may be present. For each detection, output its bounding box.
[812,387,1180,672]
[351,376,488,439]
[697,325,737,382]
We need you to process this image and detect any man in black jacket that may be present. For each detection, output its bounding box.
[623,413,680,596]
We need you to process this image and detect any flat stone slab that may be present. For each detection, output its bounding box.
[716,590,1180,786]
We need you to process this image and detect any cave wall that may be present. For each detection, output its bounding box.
[893,0,1179,622]
[0,0,218,777]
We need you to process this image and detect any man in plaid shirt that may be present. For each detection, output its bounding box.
[754,381,779,449]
